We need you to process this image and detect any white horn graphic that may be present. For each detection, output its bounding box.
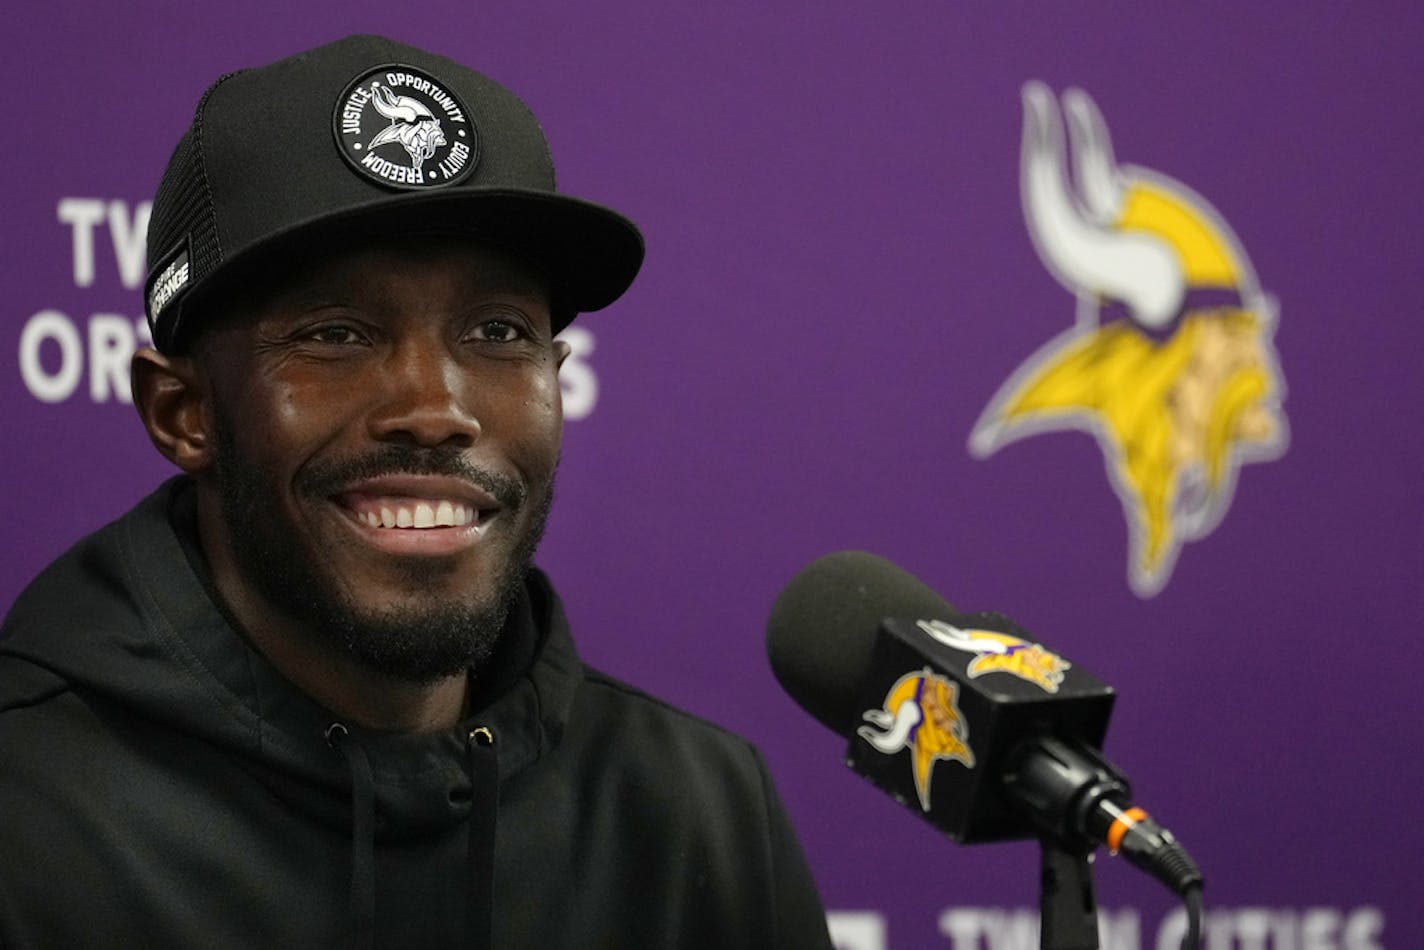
[1063,87,1121,225]
[372,85,424,124]
[857,700,923,753]
[1020,82,1184,330]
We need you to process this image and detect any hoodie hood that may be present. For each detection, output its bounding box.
[0,477,580,839]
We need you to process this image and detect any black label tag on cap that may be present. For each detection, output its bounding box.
[333,63,480,190]
[146,242,191,322]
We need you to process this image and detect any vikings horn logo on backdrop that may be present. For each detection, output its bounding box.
[970,83,1288,597]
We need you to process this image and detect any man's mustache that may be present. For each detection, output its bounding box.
[297,445,526,511]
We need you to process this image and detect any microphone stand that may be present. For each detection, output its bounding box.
[1039,840,1100,949]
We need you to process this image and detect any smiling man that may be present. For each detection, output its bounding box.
[0,36,831,949]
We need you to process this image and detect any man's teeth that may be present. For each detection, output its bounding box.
[361,501,476,529]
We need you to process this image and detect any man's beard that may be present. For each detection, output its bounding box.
[210,415,553,684]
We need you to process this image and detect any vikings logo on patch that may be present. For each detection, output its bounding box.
[858,669,975,812]
[970,83,1288,597]
[334,64,479,190]
[916,619,1069,693]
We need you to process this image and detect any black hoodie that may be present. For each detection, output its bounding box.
[0,479,832,948]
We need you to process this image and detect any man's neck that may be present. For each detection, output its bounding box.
[239,619,471,733]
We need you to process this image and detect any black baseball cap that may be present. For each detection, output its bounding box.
[144,34,644,352]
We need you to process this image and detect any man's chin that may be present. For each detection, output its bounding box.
[333,599,513,684]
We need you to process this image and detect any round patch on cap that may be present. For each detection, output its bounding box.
[333,63,480,190]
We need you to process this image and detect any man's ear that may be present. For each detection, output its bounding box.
[131,347,215,473]
[554,338,572,370]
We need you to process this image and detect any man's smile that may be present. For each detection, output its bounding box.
[331,475,507,555]
[350,498,479,529]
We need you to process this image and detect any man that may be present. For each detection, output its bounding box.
[0,35,833,949]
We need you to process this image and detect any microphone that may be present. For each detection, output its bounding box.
[766,551,1203,899]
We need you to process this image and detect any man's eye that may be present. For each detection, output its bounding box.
[307,325,365,346]
[474,319,524,343]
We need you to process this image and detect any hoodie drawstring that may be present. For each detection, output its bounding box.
[466,726,499,950]
[326,723,375,950]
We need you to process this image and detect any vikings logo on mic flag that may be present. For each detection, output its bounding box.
[971,83,1288,597]
[858,669,975,812]
[914,620,1070,693]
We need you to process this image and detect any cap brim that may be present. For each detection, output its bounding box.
[167,187,643,346]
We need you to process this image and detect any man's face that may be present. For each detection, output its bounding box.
[195,236,566,682]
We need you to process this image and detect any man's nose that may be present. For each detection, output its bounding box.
[367,341,482,448]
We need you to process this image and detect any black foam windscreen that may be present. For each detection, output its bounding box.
[766,551,957,735]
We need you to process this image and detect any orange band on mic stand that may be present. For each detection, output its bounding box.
[1107,807,1148,853]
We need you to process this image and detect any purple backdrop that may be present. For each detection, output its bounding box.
[8,3,1421,947]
